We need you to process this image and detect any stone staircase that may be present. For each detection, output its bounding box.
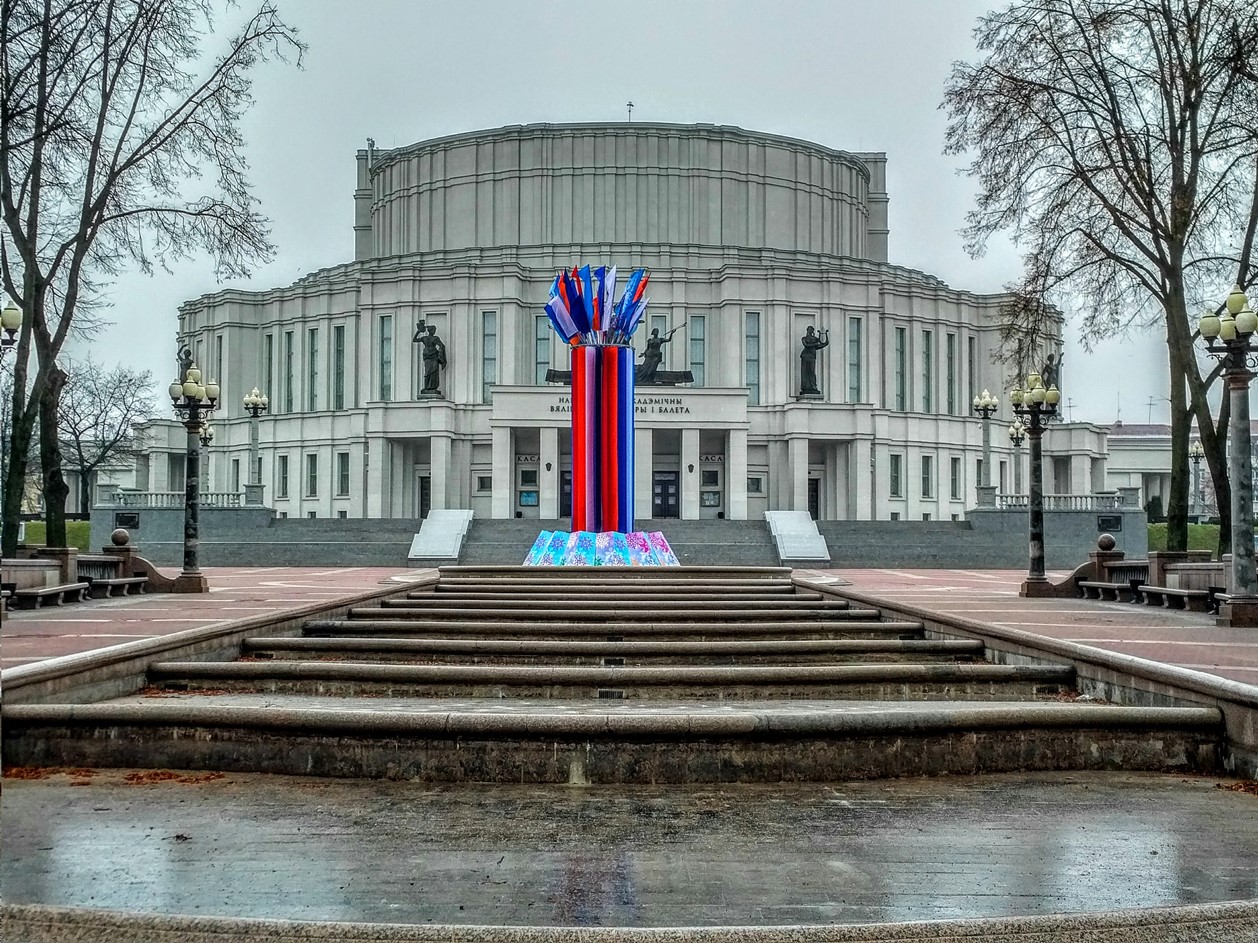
[4,566,1223,783]
[458,519,780,565]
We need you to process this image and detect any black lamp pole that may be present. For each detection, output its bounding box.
[1198,285,1258,626]
[1012,373,1060,594]
[169,359,219,591]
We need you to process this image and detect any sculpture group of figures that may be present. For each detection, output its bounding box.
[402,323,1068,400]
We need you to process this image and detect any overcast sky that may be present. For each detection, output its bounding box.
[71,0,1181,425]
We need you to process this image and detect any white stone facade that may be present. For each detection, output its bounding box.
[159,122,1092,523]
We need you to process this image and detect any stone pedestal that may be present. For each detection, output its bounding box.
[243,483,266,506]
[171,572,209,593]
[975,485,997,508]
[1219,596,1258,628]
[37,546,78,584]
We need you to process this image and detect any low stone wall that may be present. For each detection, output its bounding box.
[5,900,1257,943]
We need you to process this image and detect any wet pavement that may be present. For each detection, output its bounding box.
[810,568,1258,687]
[3,770,1256,927]
[0,566,422,669]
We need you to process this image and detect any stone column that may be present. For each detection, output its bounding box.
[365,435,389,518]
[851,438,873,520]
[540,426,559,519]
[681,427,700,520]
[635,427,653,521]
[491,426,512,519]
[727,428,748,520]
[430,435,451,512]
[789,437,809,511]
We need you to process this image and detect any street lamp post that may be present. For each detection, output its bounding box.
[1008,420,1027,495]
[1,301,21,356]
[1197,284,1258,626]
[1189,439,1205,521]
[1012,373,1061,595]
[242,387,269,506]
[169,360,219,593]
[972,389,999,505]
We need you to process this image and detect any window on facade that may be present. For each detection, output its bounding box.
[263,334,274,403]
[951,456,962,500]
[283,331,294,412]
[847,316,862,403]
[894,327,907,411]
[477,475,493,492]
[378,315,393,402]
[946,333,957,415]
[921,330,933,412]
[519,468,538,487]
[921,455,934,497]
[307,327,319,411]
[534,316,550,385]
[337,510,348,519]
[214,335,223,387]
[307,510,317,519]
[747,476,764,494]
[333,325,345,410]
[745,312,760,405]
[336,451,350,496]
[277,455,289,498]
[231,459,240,493]
[305,453,318,497]
[890,511,901,521]
[889,453,903,497]
[967,335,977,406]
[481,311,497,403]
[689,316,705,387]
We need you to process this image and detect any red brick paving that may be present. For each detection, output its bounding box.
[1,566,427,668]
[6,565,1257,692]
[806,568,1258,687]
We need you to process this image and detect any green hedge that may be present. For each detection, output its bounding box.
[1146,523,1220,555]
[19,520,92,551]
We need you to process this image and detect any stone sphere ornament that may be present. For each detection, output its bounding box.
[110,528,132,547]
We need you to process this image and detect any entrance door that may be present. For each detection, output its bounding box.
[653,471,680,518]
[418,475,432,519]
[560,471,572,518]
[808,477,821,520]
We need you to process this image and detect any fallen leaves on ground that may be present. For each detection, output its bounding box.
[4,766,60,780]
[139,686,231,698]
[123,770,226,785]
[1217,780,1258,796]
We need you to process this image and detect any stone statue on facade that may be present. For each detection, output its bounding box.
[799,326,830,395]
[176,342,194,382]
[1042,351,1064,389]
[637,325,681,384]
[413,322,447,395]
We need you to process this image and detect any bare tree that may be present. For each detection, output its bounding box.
[0,0,304,554]
[57,357,155,516]
[943,0,1258,554]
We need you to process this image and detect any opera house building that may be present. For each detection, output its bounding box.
[149,122,1100,524]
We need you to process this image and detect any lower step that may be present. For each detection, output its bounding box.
[145,661,1076,702]
[3,700,1223,783]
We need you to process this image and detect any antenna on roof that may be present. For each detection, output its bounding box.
[366,137,376,168]
[626,101,634,122]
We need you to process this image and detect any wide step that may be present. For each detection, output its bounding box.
[4,698,1223,783]
[241,636,986,666]
[307,618,917,640]
[147,660,1075,701]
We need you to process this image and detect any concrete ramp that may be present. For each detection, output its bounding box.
[407,510,474,566]
[765,510,830,566]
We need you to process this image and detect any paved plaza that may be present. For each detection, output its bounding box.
[4,770,1257,927]
[3,563,1257,933]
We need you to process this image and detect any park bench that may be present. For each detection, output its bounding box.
[77,553,148,598]
[1137,584,1218,613]
[1076,561,1149,602]
[12,582,90,609]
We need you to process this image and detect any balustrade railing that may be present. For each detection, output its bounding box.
[110,490,243,509]
[994,492,1128,512]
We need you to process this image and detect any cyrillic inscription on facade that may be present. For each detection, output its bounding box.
[550,394,691,415]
